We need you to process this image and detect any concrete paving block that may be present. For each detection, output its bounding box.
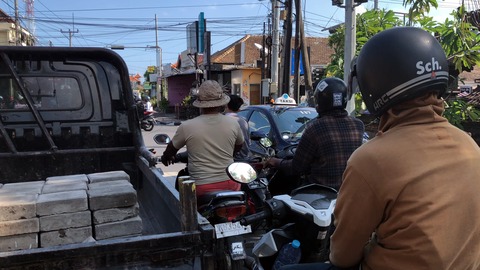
[0,193,38,221]
[88,179,132,190]
[0,233,38,252]
[87,171,130,184]
[39,210,92,232]
[41,181,87,194]
[36,190,88,216]
[94,216,143,240]
[40,226,92,248]
[83,236,96,243]
[46,174,89,183]
[92,203,139,224]
[0,218,39,237]
[88,184,137,210]
[0,181,45,195]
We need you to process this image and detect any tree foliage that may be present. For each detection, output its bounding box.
[325,9,403,79]
[403,0,438,25]
[325,1,480,127]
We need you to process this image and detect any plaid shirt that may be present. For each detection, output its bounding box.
[283,109,365,190]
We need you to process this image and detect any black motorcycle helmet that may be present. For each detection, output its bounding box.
[314,77,348,113]
[352,27,449,117]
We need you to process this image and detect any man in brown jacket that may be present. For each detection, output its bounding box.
[282,27,480,270]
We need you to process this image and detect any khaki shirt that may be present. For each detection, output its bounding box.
[330,94,480,269]
[172,113,244,185]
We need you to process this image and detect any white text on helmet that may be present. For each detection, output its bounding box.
[373,94,390,111]
[416,57,442,75]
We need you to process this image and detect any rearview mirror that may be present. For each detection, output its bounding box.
[226,162,257,184]
[153,134,171,144]
[250,131,272,148]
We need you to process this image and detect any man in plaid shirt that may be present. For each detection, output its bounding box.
[266,77,364,191]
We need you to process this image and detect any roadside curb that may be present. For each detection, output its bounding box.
[157,120,182,126]
[153,112,182,126]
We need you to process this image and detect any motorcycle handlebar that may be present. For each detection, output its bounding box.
[238,210,271,226]
[157,151,188,165]
[175,151,188,163]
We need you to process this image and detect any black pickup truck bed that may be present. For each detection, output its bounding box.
[0,46,214,269]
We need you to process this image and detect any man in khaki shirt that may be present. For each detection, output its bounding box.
[161,80,244,198]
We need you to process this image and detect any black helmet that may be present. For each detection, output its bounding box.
[352,27,448,116]
[314,77,348,113]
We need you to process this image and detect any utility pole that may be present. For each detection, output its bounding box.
[281,0,293,95]
[155,14,162,97]
[344,0,356,114]
[293,0,301,101]
[297,0,313,106]
[271,0,281,98]
[60,14,79,47]
[204,31,211,80]
[14,0,19,45]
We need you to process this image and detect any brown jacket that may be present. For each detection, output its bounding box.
[330,93,480,269]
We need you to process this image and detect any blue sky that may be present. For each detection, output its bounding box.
[0,0,466,76]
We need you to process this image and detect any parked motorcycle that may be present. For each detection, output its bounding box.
[141,110,156,131]
[238,182,338,269]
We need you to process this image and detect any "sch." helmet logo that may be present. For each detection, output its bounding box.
[416,57,442,75]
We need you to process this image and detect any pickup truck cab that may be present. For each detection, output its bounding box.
[0,46,215,269]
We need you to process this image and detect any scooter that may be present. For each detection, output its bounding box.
[177,162,268,269]
[154,132,276,213]
[141,110,156,131]
[238,182,338,269]
[153,134,271,269]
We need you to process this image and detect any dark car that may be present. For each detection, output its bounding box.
[238,100,317,195]
[238,103,318,155]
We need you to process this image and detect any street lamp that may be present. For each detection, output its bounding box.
[109,44,163,98]
[108,44,162,78]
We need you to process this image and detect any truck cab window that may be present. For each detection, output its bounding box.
[0,76,82,110]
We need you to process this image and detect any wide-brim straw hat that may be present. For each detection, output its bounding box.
[193,80,231,108]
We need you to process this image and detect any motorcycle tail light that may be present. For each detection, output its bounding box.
[215,205,247,221]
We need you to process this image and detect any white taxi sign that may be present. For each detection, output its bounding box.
[274,94,297,105]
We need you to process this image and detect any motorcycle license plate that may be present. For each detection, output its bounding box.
[214,221,252,239]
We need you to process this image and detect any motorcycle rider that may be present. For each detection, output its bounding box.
[282,27,480,270]
[225,94,251,160]
[161,80,245,198]
[143,96,153,112]
[265,77,364,191]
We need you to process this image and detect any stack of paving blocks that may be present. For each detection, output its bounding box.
[0,170,142,252]
[0,181,44,252]
[87,171,143,240]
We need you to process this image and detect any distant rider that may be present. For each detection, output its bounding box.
[225,94,251,160]
[143,96,153,112]
[161,80,245,198]
[266,77,364,191]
